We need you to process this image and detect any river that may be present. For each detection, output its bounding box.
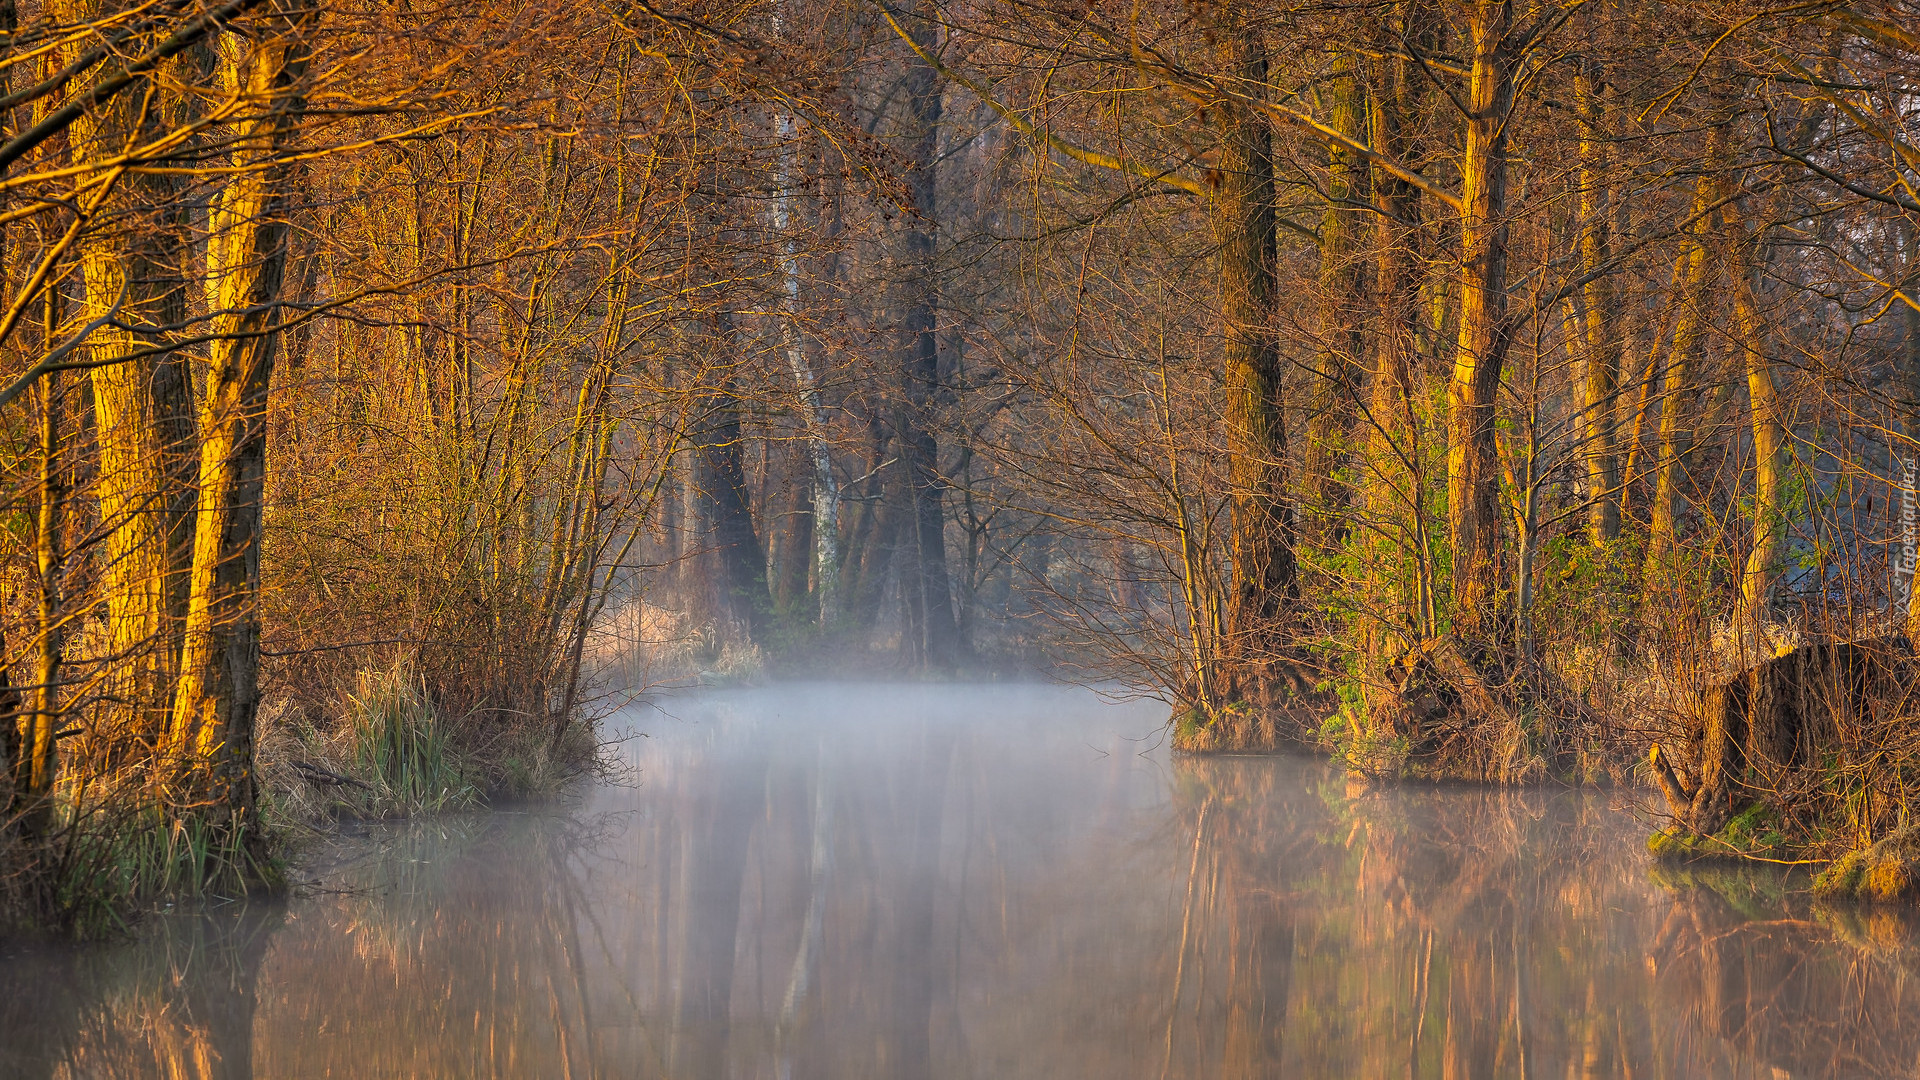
[3,682,1917,1078]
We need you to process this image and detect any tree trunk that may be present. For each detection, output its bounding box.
[165,25,307,835]
[766,30,841,631]
[692,354,771,644]
[1447,0,1516,642]
[1368,6,1435,644]
[24,348,64,827]
[1575,60,1621,545]
[59,3,202,758]
[1735,264,1786,627]
[1301,56,1369,544]
[773,442,815,615]
[1644,170,1720,579]
[896,0,958,669]
[1215,20,1298,690]
[840,421,898,641]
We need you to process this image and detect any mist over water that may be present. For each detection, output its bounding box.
[4,682,1920,1078]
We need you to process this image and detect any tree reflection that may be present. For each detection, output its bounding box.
[10,687,1920,1078]
[0,903,279,1079]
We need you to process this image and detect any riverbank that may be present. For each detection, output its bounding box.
[1167,628,1920,909]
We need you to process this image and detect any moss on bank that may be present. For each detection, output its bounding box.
[1647,803,1790,863]
[1812,830,1920,904]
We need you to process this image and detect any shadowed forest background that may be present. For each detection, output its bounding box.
[3,0,1920,929]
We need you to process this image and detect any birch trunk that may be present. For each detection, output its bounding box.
[769,77,840,628]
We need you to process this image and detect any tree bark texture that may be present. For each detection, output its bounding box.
[1645,166,1721,579]
[1215,21,1298,683]
[1575,60,1621,545]
[896,0,958,668]
[165,24,307,831]
[1301,56,1369,543]
[1367,8,1436,643]
[58,0,203,755]
[1446,0,1515,642]
[692,360,772,643]
[1735,265,1787,627]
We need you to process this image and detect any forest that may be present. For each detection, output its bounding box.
[0,0,1918,932]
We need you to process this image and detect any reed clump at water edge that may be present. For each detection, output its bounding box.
[0,653,606,939]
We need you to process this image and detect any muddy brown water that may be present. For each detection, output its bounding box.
[3,682,1918,1078]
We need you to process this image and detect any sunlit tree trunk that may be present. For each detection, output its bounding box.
[1447,0,1515,643]
[1368,7,1435,645]
[165,24,308,829]
[57,0,203,755]
[1644,169,1720,578]
[25,337,65,825]
[1302,55,1369,543]
[1735,267,1786,628]
[1574,60,1621,545]
[1215,20,1297,688]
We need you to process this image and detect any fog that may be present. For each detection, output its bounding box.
[4,683,1920,1078]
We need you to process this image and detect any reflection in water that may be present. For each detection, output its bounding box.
[4,683,1920,1077]
[0,902,279,1079]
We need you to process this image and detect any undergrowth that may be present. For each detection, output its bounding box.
[259,657,601,829]
[347,663,474,814]
[1,801,284,939]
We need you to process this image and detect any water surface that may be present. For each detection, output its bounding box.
[4,682,1918,1078]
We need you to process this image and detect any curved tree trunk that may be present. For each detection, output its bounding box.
[165,23,308,836]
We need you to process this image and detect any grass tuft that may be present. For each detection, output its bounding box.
[346,662,475,814]
[42,808,282,938]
